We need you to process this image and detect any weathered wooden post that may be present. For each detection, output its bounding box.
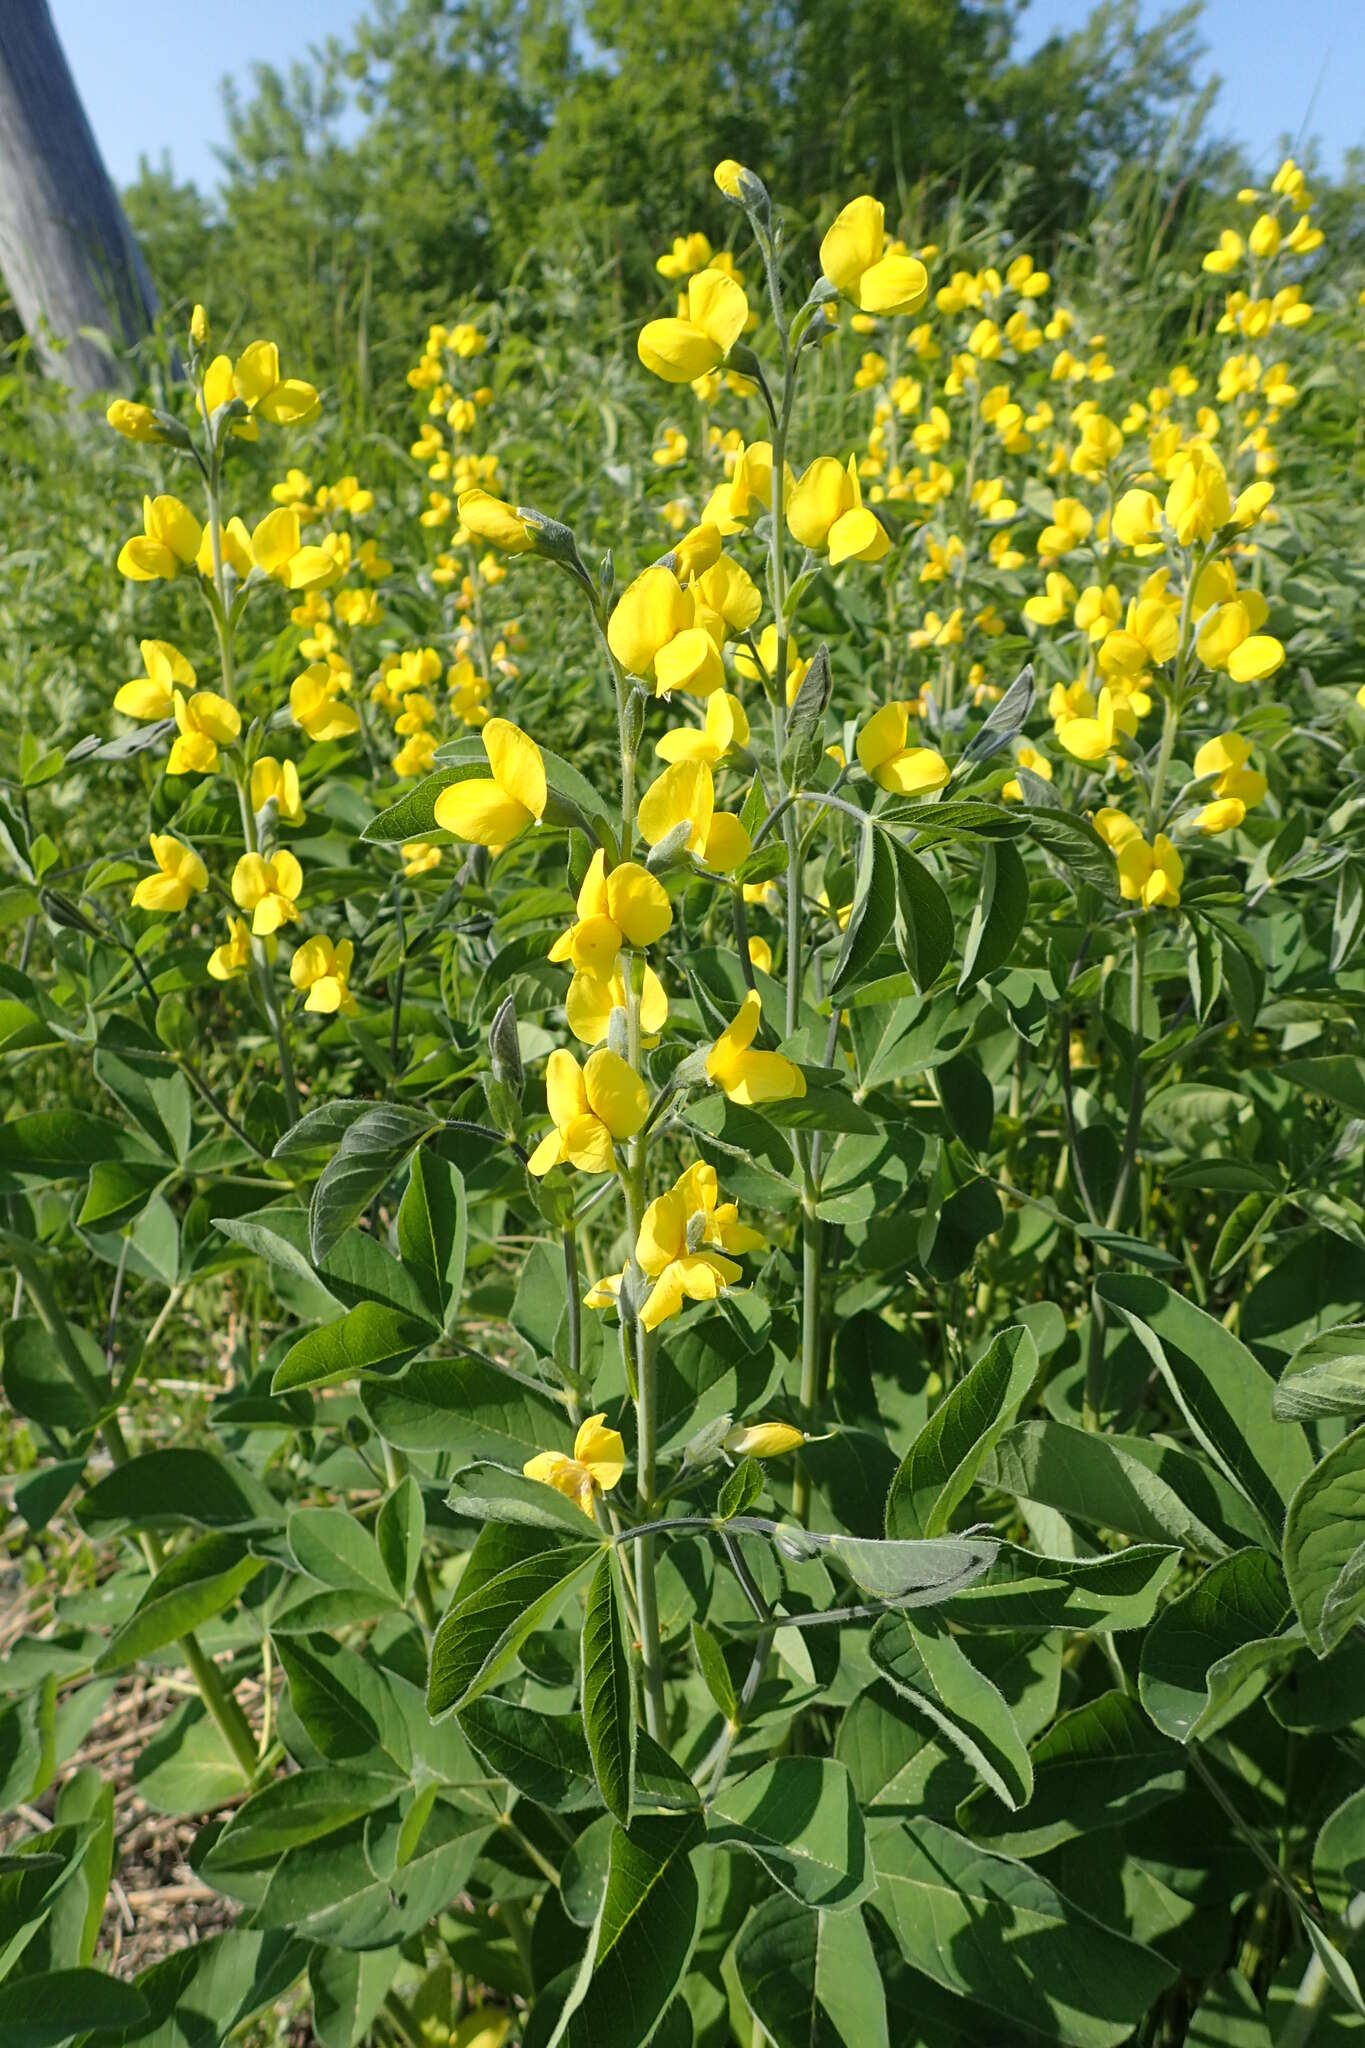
[0,0,159,394]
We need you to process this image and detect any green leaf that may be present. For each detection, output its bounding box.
[886,1325,1038,1539]
[830,823,897,999]
[132,1698,246,1816]
[202,1768,402,1871]
[710,1756,870,1908]
[872,1819,1175,2048]
[582,1550,635,1826]
[446,1461,601,1535]
[983,1419,1258,1556]
[818,1530,998,1603]
[1282,1421,1365,1655]
[308,1946,401,2048]
[1274,1321,1365,1421]
[274,1636,412,1773]
[303,1104,437,1264]
[363,1355,572,1463]
[1139,1548,1294,1740]
[734,1891,889,2048]
[548,1815,704,2047]
[1098,1276,1313,1541]
[376,1474,426,1599]
[1314,1784,1365,1918]
[1304,1919,1365,2022]
[397,1146,467,1326]
[271,1300,436,1393]
[0,1680,56,1809]
[957,838,1028,993]
[941,1540,1180,1631]
[459,1696,598,1812]
[717,1457,762,1520]
[288,1507,395,1599]
[78,1449,280,1533]
[1280,1054,1365,1117]
[0,1967,148,2044]
[427,1529,602,1716]
[892,844,953,991]
[0,1109,158,1177]
[94,1534,265,1673]
[1,1316,103,1432]
[690,1620,737,1718]
[959,1689,1184,1854]
[870,1613,1032,1811]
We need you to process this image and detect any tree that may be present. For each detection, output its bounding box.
[0,0,158,393]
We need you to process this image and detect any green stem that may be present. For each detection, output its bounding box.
[791,1191,822,1524]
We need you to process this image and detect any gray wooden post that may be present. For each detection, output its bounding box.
[0,0,159,394]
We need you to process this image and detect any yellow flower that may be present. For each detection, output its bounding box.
[1116,832,1183,908]
[657,232,714,280]
[196,517,254,581]
[549,849,673,973]
[106,400,170,444]
[132,834,208,913]
[706,991,805,1105]
[114,640,194,720]
[231,850,303,937]
[190,303,210,348]
[1002,745,1053,802]
[787,456,889,564]
[290,663,360,742]
[638,270,750,384]
[207,914,253,981]
[637,760,751,872]
[229,339,320,425]
[1165,446,1231,545]
[432,718,547,849]
[565,962,668,1048]
[402,841,443,878]
[1193,733,1267,823]
[820,196,928,315]
[1056,686,1136,763]
[693,555,763,634]
[652,426,689,468]
[526,1048,649,1176]
[250,508,341,591]
[671,523,724,579]
[748,936,773,975]
[167,689,241,776]
[733,624,809,706]
[656,690,749,766]
[636,1162,764,1331]
[250,756,304,823]
[290,934,357,1014]
[856,703,949,795]
[723,1421,805,1458]
[523,1413,626,1516]
[1196,597,1284,683]
[1037,496,1092,559]
[117,495,203,582]
[458,487,536,553]
[1202,229,1244,275]
[607,565,725,698]
[1023,572,1078,627]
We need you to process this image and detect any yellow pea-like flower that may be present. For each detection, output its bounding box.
[565,962,667,1049]
[638,269,750,384]
[549,849,673,974]
[196,516,254,581]
[207,914,253,983]
[1115,832,1183,909]
[432,717,547,849]
[634,1162,764,1331]
[820,196,928,316]
[290,663,360,743]
[723,1421,805,1458]
[402,841,443,878]
[523,1413,626,1516]
[106,400,169,444]
[131,834,208,914]
[706,991,806,1106]
[231,849,303,937]
[114,640,195,721]
[458,487,536,553]
[656,690,749,766]
[166,690,240,778]
[637,760,751,873]
[787,455,889,564]
[526,1047,649,1177]
[290,934,357,1015]
[250,757,304,824]
[117,495,203,582]
[856,703,949,795]
[230,338,320,425]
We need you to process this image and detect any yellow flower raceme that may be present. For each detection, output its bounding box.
[231,850,303,936]
[526,1048,649,1176]
[635,1162,764,1331]
[523,1414,625,1516]
[856,703,950,795]
[114,640,194,720]
[638,270,749,384]
[132,834,208,913]
[118,496,202,582]
[706,991,806,1105]
[637,760,751,872]
[820,196,928,316]
[549,849,673,975]
[788,456,889,564]
[167,689,241,776]
[433,719,547,849]
[290,935,357,1015]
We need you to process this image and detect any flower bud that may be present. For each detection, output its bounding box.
[723,1420,806,1459]
[489,992,524,1090]
[190,303,210,348]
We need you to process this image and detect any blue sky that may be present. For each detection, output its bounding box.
[51,0,1363,197]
